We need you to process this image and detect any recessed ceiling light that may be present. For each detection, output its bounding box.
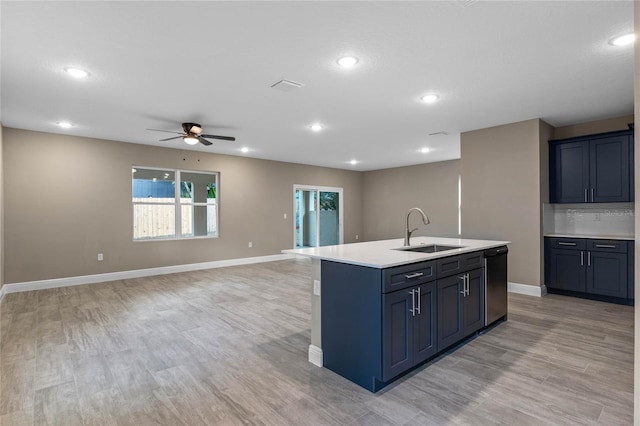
[310,123,323,132]
[241,147,249,153]
[57,121,73,129]
[610,33,636,46]
[64,67,89,78]
[420,147,431,154]
[421,94,440,103]
[337,56,359,68]
[350,159,358,165]
[183,136,199,145]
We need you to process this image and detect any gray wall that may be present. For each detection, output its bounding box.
[553,114,634,140]
[3,128,364,283]
[362,160,460,241]
[634,1,639,420]
[461,119,546,287]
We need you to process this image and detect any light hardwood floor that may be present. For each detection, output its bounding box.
[0,258,633,425]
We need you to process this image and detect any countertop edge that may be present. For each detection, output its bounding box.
[283,237,510,269]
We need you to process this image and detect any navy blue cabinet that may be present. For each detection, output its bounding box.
[550,130,633,203]
[437,268,485,351]
[436,275,463,350]
[321,249,495,392]
[545,237,633,304]
[463,268,485,335]
[382,281,437,381]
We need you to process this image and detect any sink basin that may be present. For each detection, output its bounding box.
[394,244,463,253]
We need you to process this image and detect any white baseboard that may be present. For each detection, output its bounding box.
[308,344,323,367]
[0,254,296,297]
[508,282,546,297]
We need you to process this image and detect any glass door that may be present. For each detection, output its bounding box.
[294,185,343,248]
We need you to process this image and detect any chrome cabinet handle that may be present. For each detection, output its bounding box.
[459,275,466,296]
[466,273,470,296]
[416,288,421,315]
[591,188,594,202]
[595,244,616,248]
[409,289,416,316]
[584,189,588,202]
[580,251,584,266]
[588,251,591,266]
[558,242,577,246]
[405,272,424,280]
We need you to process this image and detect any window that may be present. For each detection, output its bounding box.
[132,167,219,240]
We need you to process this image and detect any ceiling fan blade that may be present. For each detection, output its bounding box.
[147,128,183,134]
[200,134,236,141]
[159,136,183,142]
[198,137,213,146]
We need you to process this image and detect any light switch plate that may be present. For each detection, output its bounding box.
[313,280,321,296]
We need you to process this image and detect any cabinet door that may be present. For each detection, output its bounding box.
[462,268,485,336]
[382,288,414,381]
[550,141,589,203]
[437,275,464,351]
[413,282,437,365]
[590,136,630,203]
[547,248,586,292]
[587,251,628,298]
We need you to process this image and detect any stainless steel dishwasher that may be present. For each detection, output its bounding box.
[484,246,508,326]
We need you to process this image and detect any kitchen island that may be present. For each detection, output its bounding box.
[284,236,509,392]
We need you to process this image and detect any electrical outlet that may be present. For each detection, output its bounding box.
[283,213,287,219]
[313,280,321,296]
[97,253,104,262]
[355,234,359,240]
[248,242,253,248]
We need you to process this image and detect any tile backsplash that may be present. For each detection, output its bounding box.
[543,203,635,237]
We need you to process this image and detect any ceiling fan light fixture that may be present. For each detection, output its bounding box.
[183,136,199,145]
[310,123,323,132]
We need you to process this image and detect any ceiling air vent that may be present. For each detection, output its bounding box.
[428,131,449,136]
[271,79,304,92]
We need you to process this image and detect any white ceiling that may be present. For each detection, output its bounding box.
[0,1,634,171]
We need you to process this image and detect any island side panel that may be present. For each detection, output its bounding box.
[309,258,323,366]
[321,260,383,391]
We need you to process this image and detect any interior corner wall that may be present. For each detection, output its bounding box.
[2,128,364,284]
[460,119,542,287]
[362,160,460,241]
[633,0,639,423]
[538,120,554,282]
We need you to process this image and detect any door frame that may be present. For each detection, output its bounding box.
[293,184,344,248]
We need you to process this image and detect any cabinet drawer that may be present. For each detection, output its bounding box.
[587,239,628,253]
[547,237,586,250]
[382,261,436,293]
[436,252,484,278]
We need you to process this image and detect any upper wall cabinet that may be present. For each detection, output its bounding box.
[549,129,634,203]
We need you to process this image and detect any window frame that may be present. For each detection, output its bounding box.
[132,166,220,242]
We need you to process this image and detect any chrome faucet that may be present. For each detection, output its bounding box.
[404,207,430,246]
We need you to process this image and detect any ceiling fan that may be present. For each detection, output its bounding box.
[147,122,235,146]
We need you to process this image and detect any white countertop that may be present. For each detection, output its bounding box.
[544,233,635,241]
[283,236,510,269]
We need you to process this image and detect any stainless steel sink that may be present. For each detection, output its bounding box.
[394,244,463,253]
